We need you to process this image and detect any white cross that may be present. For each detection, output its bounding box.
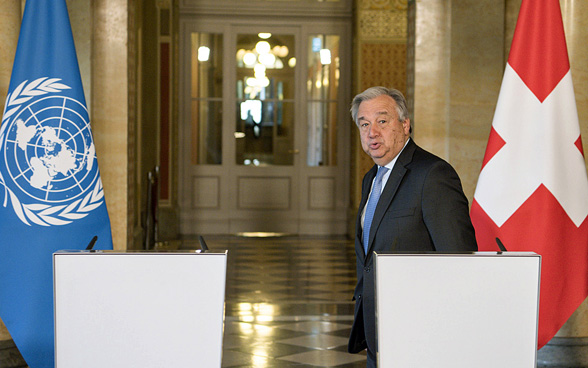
[474,64,588,227]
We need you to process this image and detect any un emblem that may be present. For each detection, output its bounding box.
[0,77,105,226]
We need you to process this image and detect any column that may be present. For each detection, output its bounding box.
[91,0,130,250]
[412,0,504,200]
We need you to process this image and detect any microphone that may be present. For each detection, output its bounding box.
[198,236,209,251]
[495,237,507,252]
[86,236,98,251]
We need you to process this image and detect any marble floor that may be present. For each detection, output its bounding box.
[1,235,366,368]
[183,235,367,368]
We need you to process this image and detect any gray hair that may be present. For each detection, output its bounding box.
[350,86,409,125]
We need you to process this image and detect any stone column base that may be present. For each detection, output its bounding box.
[538,337,588,367]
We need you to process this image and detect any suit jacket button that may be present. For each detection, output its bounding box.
[364,267,370,273]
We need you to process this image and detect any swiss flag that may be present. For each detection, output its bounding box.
[471,0,588,349]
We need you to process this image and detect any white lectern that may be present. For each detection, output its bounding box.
[54,250,227,368]
[374,252,540,368]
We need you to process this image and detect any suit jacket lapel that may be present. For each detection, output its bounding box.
[365,140,416,259]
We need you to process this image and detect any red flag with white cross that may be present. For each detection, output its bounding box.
[471,0,588,349]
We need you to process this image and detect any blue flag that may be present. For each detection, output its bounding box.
[0,1,113,367]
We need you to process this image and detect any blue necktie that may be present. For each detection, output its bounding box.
[363,166,389,254]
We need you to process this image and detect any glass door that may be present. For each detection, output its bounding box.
[235,33,296,167]
[179,20,350,235]
[227,27,301,234]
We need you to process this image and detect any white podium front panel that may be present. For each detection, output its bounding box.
[375,252,540,368]
[54,251,227,368]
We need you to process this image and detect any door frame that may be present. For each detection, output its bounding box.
[178,16,351,235]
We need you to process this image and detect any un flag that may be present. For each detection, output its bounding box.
[0,1,113,367]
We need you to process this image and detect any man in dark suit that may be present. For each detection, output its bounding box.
[347,87,478,367]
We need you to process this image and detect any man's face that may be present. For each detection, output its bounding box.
[357,94,410,166]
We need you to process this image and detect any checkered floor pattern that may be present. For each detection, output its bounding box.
[181,235,367,367]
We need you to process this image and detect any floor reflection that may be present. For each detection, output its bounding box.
[181,235,366,367]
